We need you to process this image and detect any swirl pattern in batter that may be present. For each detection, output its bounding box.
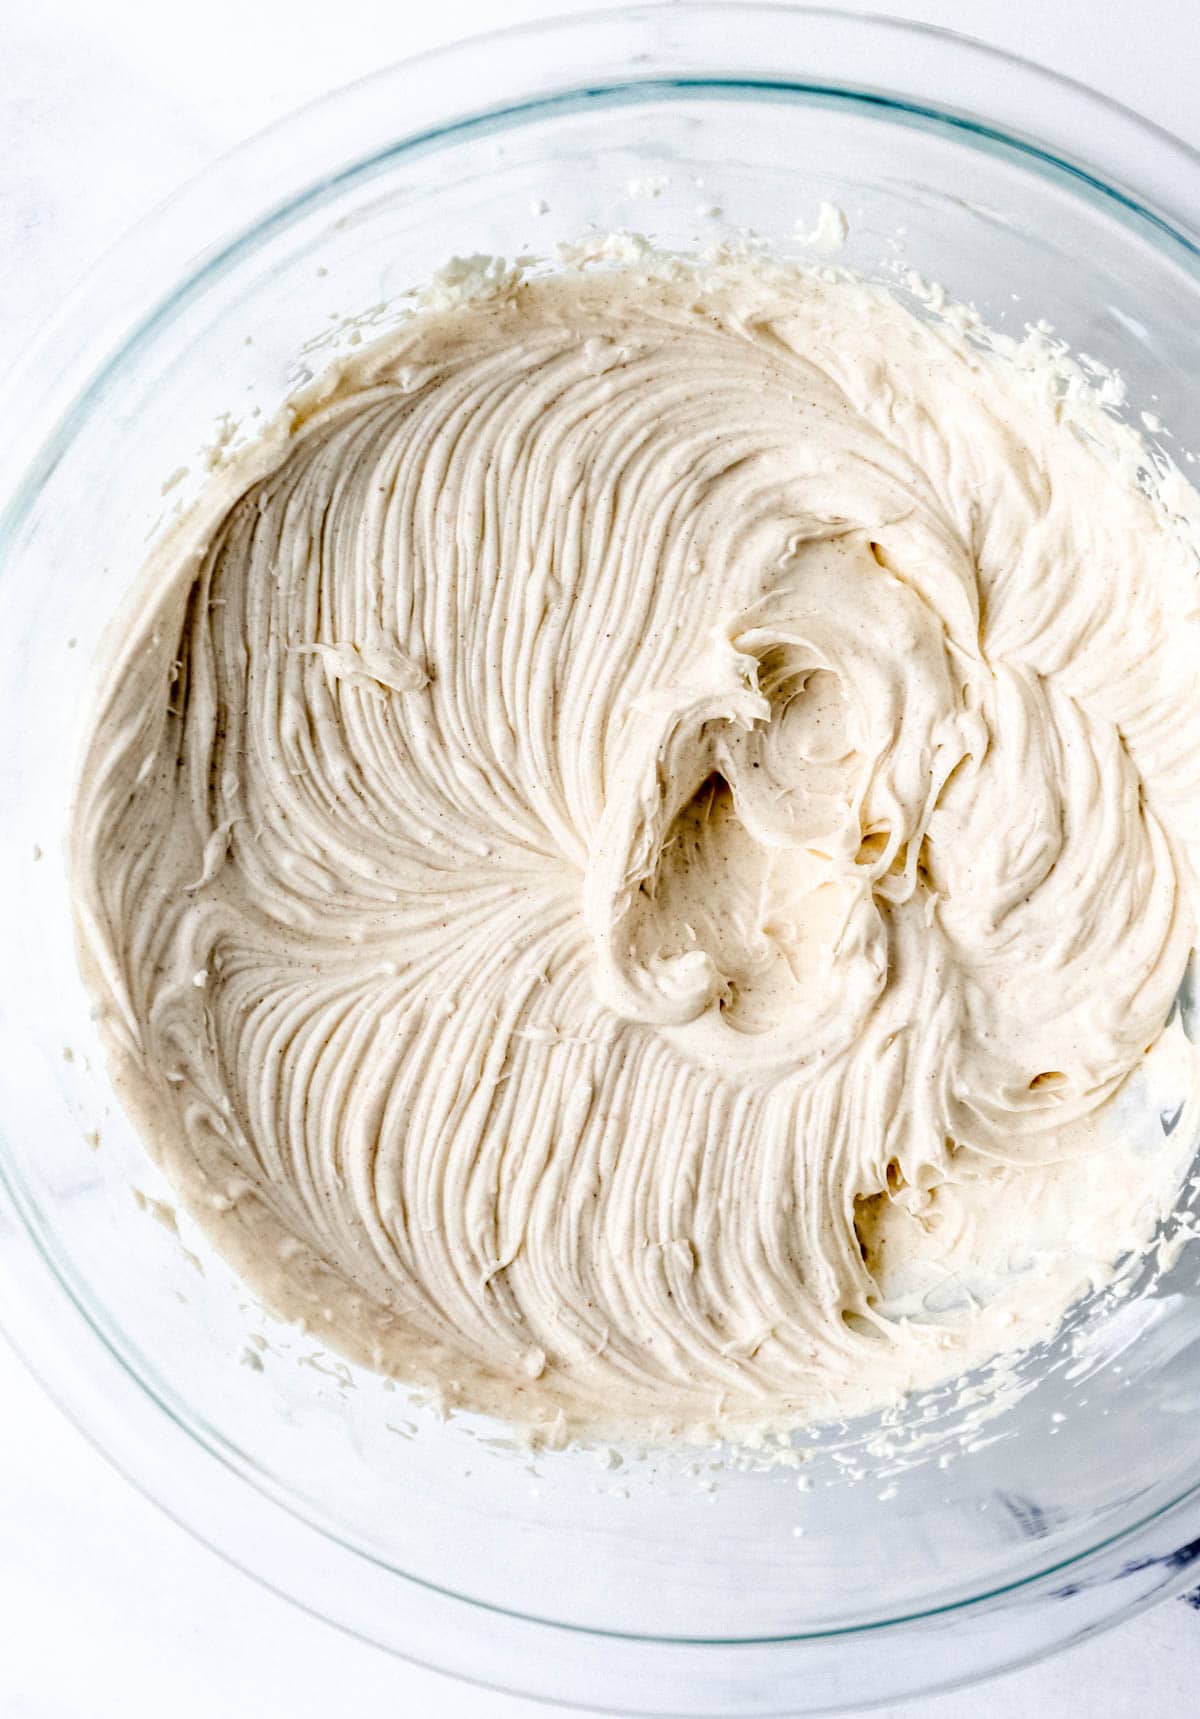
[73,258,1200,1440]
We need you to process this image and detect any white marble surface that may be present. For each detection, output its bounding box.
[4,1,1200,1714]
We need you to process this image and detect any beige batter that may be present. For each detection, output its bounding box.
[72,256,1200,1442]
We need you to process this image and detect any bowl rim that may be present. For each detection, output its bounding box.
[4,0,1200,1696]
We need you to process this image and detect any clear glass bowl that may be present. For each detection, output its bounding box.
[4,7,1200,1714]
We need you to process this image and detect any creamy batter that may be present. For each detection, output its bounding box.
[72,256,1200,1442]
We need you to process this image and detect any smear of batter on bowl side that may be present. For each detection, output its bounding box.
[72,249,1200,1444]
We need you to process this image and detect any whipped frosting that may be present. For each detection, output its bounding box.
[72,257,1200,1442]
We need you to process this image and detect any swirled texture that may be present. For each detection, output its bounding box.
[74,261,1200,1440]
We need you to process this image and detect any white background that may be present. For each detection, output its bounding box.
[4,2,1200,1715]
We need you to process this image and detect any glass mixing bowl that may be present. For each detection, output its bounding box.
[4,6,1200,1713]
